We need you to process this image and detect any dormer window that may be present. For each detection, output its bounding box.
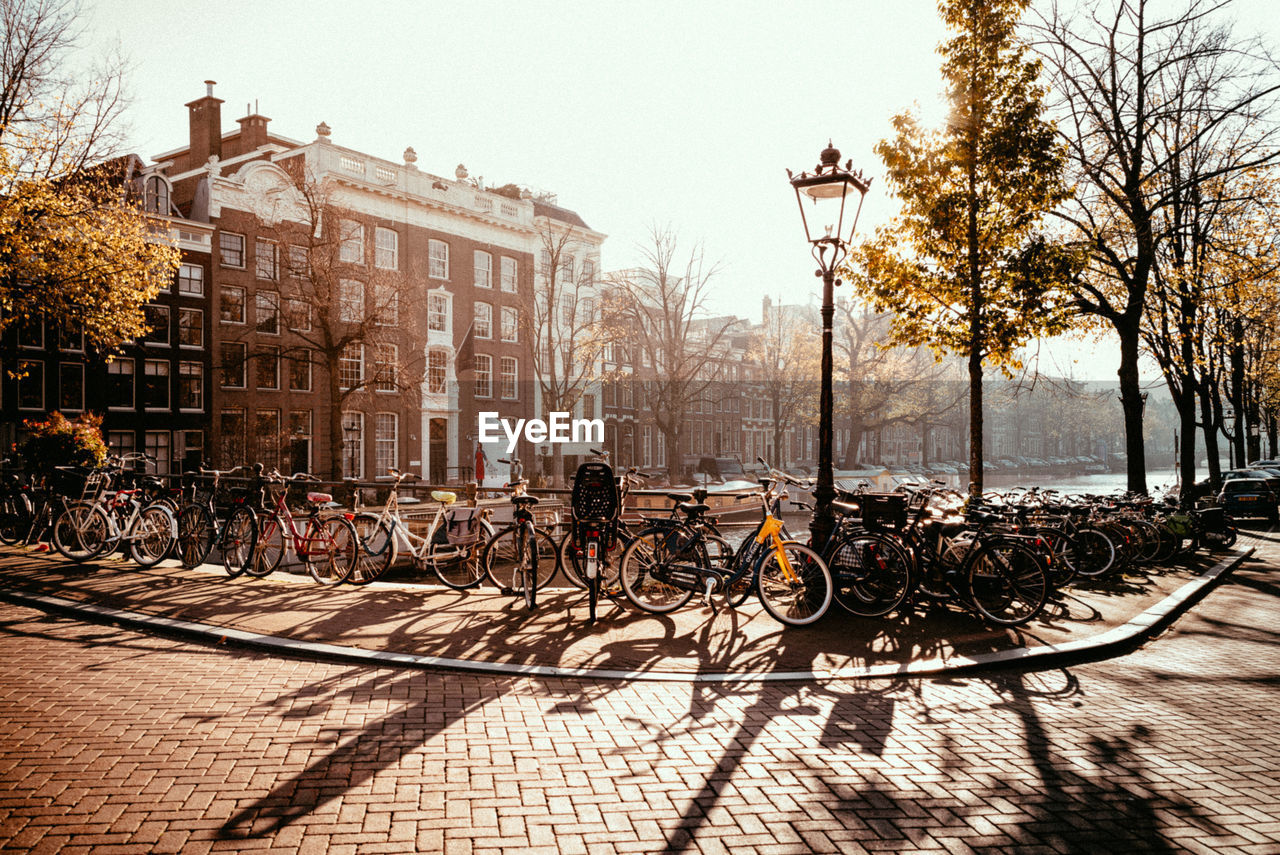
[144,175,170,215]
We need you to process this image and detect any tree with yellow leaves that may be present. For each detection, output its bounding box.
[1,0,178,352]
[848,0,1077,494]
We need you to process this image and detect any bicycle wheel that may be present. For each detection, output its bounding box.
[828,530,913,618]
[722,538,759,609]
[52,503,109,562]
[559,528,629,595]
[247,512,286,578]
[303,516,358,585]
[349,512,396,585]
[482,525,556,592]
[428,518,494,590]
[1072,527,1116,578]
[129,504,176,568]
[966,540,1048,627]
[175,504,216,569]
[219,507,258,578]
[0,492,33,545]
[1031,528,1078,588]
[617,528,696,614]
[756,541,833,626]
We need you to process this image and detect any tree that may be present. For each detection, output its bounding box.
[850,0,1076,494]
[1030,0,1280,494]
[19,410,106,473]
[219,167,421,481]
[605,225,736,482]
[747,303,818,469]
[526,213,606,486]
[0,0,176,351]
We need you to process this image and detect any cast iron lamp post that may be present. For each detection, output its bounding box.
[788,141,871,549]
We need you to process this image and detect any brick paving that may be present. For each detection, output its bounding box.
[0,536,1278,852]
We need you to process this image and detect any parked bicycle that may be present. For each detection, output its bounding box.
[173,466,259,577]
[248,470,359,584]
[482,470,550,609]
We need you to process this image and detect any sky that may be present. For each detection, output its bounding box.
[82,0,1279,384]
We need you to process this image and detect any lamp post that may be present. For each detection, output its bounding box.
[789,141,872,549]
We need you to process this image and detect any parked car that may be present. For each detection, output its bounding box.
[1218,477,1279,522]
[1248,459,1280,468]
[1224,468,1280,495]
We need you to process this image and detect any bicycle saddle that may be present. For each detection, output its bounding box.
[306,491,333,504]
[431,490,457,504]
[666,492,693,503]
[512,495,540,505]
[677,502,710,515]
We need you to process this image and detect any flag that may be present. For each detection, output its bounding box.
[454,321,475,373]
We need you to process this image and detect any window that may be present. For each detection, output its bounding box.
[289,350,312,392]
[143,305,169,345]
[144,431,171,476]
[474,250,492,288]
[642,425,652,468]
[285,299,312,332]
[143,360,169,410]
[178,308,204,348]
[474,354,492,398]
[375,413,398,476]
[56,363,84,411]
[57,323,83,353]
[107,430,135,457]
[581,393,594,419]
[17,361,43,409]
[582,259,595,285]
[340,219,364,264]
[178,362,203,410]
[255,409,280,472]
[178,263,204,296]
[427,349,448,394]
[374,283,399,326]
[255,239,278,280]
[339,343,364,389]
[500,256,518,292]
[255,291,280,335]
[256,346,280,390]
[340,280,364,322]
[539,250,552,278]
[475,301,492,339]
[374,343,398,392]
[219,409,246,467]
[375,227,399,269]
[288,244,309,278]
[221,286,245,324]
[179,430,204,472]
[221,342,246,388]
[220,232,245,268]
[501,306,518,342]
[560,256,574,284]
[500,357,518,400]
[144,175,169,215]
[107,359,134,410]
[428,293,448,332]
[342,412,364,479]
[429,239,449,279]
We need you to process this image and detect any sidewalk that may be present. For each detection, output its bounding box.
[0,532,1268,682]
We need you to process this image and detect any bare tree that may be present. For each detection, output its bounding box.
[1030,0,1280,494]
[217,168,421,480]
[605,225,736,482]
[747,304,818,469]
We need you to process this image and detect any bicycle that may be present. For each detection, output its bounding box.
[51,457,177,567]
[618,469,832,626]
[248,470,359,584]
[482,473,550,609]
[349,469,493,588]
[173,466,259,577]
[567,458,621,625]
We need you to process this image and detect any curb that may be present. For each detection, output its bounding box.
[0,547,1253,684]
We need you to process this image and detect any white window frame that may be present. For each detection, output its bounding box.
[474,354,492,399]
[255,239,278,281]
[500,256,518,293]
[219,232,245,268]
[144,431,171,476]
[221,342,247,389]
[428,293,449,332]
[375,227,399,270]
[144,304,170,346]
[375,412,398,476]
[17,360,43,410]
[177,307,204,349]
[501,306,518,342]
[143,359,170,411]
[178,361,203,411]
[500,357,518,401]
[474,301,492,339]
[256,346,280,391]
[290,349,312,392]
[339,343,364,390]
[107,359,134,411]
[255,290,281,335]
[374,343,398,392]
[429,239,449,279]
[340,280,364,323]
[59,362,84,412]
[221,286,246,324]
[178,263,204,296]
[427,349,448,395]
[340,219,364,264]
[474,250,492,288]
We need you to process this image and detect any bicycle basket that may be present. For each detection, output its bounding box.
[441,507,483,546]
[1166,512,1193,538]
[856,492,908,530]
[570,462,619,522]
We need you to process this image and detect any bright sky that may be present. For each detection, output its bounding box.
[85,0,1278,384]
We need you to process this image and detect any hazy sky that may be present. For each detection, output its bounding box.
[84,0,1278,383]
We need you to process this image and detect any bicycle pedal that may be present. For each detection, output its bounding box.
[500,586,516,596]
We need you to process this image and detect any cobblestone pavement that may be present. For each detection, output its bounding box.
[1,542,1278,853]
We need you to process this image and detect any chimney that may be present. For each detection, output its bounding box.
[236,103,271,152]
[185,80,223,166]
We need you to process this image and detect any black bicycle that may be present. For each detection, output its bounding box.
[568,459,621,624]
[174,466,260,577]
[482,471,546,610]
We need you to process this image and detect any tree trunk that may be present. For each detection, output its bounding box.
[326,354,344,482]
[1177,390,1196,504]
[1116,321,1147,495]
[968,350,983,496]
[1198,384,1221,494]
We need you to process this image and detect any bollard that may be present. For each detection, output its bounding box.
[465,481,478,507]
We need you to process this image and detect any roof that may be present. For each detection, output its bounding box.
[533,199,591,230]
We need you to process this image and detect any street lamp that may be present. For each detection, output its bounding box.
[789,141,872,549]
